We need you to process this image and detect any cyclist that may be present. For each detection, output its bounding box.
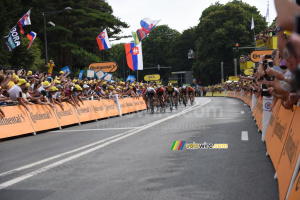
[155,85,165,108]
[145,87,156,110]
[166,83,175,108]
[187,86,195,104]
[181,86,188,104]
[174,86,179,109]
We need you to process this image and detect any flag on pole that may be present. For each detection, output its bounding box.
[251,16,255,30]
[265,3,269,22]
[96,28,111,51]
[26,31,36,50]
[124,42,143,71]
[132,18,160,45]
[18,9,32,34]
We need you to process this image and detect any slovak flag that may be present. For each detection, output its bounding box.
[140,18,160,35]
[96,28,111,51]
[27,31,36,50]
[125,42,143,71]
[18,9,31,35]
[132,18,160,45]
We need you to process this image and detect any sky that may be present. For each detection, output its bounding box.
[107,0,277,45]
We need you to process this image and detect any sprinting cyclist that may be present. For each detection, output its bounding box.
[145,87,156,110]
[181,86,188,104]
[166,83,175,108]
[155,85,165,108]
[174,86,179,109]
[187,86,195,105]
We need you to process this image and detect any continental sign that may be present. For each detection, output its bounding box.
[144,74,160,81]
[0,114,26,126]
[89,62,118,73]
[250,50,273,63]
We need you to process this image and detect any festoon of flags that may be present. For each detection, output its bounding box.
[124,42,143,71]
[132,18,160,46]
[96,28,111,51]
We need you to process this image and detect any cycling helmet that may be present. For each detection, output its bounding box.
[182,86,186,89]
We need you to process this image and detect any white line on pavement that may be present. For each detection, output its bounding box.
[241,111,245,114]
[241,131,249,141]
[52,127,141,132]
[0,99,211,190]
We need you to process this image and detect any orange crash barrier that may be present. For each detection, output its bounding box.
[0,97,147,139]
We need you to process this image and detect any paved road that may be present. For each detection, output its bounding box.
[0,97,278,200]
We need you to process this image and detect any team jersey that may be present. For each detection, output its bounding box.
[188,87,194,92]
[167,87,174,92]
[156,88,165,94]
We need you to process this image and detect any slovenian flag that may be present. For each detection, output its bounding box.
[27,31,36,50]
[96,28,111,51]
[18,9,31,35]
[125,42,143,71]
[132,18,160,45]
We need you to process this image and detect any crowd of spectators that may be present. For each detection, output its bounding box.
[0,62,148,118]
[240,54,251,63]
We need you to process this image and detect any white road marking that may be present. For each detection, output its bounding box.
[0,99,212,190]
[52,127,140,133]
[241,111,245,114]
[213,118,234,120]
[241,131,249,141]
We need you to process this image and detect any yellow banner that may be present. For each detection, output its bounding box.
[144,74,160,81]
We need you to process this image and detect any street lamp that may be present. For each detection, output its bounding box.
[41,7,72,65]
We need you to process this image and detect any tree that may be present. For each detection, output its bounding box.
[193,0,267,85]
[141,25,180,82]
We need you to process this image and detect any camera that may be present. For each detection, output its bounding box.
[265,55,272,59]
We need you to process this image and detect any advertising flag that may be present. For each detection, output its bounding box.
[124,42,143,71]
[96,28,111,50]
[4,25,22,52]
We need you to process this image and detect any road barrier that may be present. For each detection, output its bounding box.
[0,96,146,139]
[223,90,300,200]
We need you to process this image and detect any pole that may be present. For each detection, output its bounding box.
[137,70,138,82]
[234,58,237,76]
[221,61,224,83]
[43,13,48,65]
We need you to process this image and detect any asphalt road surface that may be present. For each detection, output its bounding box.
[0,97,278,200]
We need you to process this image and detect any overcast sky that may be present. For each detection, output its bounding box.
[107,0,277,45]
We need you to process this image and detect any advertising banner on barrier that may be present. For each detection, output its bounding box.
[102,99,120,116]
[53,103,79,127]
[267,105,295,170]
[133,98,142,111]
[0,106,34,139]
[119,98,130,114]
[112,94,122,116]
[265,100,281,144]
[276,107,300,200]
[73,103,95,123]
[262,96,273,141]
[124,98,136,113]
[138,97,147,110]
[27,104,60,132]
[86,100,109,119]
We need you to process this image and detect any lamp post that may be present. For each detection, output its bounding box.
[41,7,72,65]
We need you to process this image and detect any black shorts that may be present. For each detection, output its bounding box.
[188,91,193,95]
[157,92,164,98]
[167,91,173,96]
[147,92,155,98]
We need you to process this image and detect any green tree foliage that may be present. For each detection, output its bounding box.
[193,0,267,85]
[0,0,128,74]
[141,25,180,82]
